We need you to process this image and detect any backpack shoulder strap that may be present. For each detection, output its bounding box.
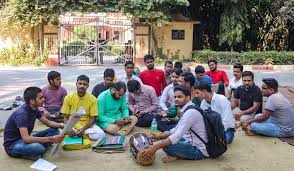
[183,105,207,145]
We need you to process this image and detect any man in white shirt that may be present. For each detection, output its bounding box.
[119,61,143,101]
[195,82,235,144]
[159,69,183,115]
[226,64,243,99]
[141,85,208,163]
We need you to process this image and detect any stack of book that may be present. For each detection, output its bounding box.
[92,135,126,153]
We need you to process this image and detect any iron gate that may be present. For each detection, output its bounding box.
[59,14,134,65]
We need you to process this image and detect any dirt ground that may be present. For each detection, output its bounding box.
[0,122,294,171]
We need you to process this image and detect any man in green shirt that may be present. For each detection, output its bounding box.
[96,82,137,135]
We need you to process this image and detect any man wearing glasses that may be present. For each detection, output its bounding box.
[242,78,294,137]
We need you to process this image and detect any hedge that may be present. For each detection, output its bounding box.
[192,50,294,65]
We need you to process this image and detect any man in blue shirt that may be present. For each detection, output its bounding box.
[194,65,212,86]
[3,87,64,160]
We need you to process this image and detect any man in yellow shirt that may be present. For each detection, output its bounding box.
[61,75,105,140]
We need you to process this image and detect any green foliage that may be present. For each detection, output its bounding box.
[0,45,48,66]
[1,0,189,26]
[192,50,294,65]
[218,0,249,50]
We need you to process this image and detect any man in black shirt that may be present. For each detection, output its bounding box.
[231,71,262,128]
[92,68,115,98]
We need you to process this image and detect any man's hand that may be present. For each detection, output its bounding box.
[43,110,51,119]
[135,112,144,118]
[123,118,132,125]
[67,129,77,136]
[242,122,250,131]
[141,145,157,161]
[76,129,85,136]
[161,131,171,139]
[160,111,167,117]
[49,134,65,143]
[235,111,243,120]
[114,120,125,126]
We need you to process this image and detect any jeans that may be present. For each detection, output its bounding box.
[251,117,287,137]
[136,113,156,127]
[7,128,59,160]
[226,128,235,144]
[163,139,206,160]
[157,119,177,132]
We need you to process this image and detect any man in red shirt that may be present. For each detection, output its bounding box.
[205,59,229,95]
[139,54,167,97]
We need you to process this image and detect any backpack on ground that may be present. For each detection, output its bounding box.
[184,105,227,158]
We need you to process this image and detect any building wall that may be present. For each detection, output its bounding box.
[153,22,194,60]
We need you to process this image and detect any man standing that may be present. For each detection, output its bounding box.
[40,71,67,122]
[139,54,167,97]
[97,82,137,135]
[141,85,208,163]
[205,59,229,95]
[92,68,115,98]
[62,75,105,140]
[226,64,243,99]
[164,60,174,85]
[194,65,212,86]
[4,87,64,160]
[243,78,294,137]
[128,80,158,127]
[119,61,142,101]
[196,83,235,144]
[231,71,262,128]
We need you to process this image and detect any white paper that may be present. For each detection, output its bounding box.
[49,106,85,156]
[30,158,57,171]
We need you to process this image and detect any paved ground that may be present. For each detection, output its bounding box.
[0,65,294,170]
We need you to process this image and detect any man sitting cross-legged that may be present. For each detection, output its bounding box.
[141,85,209,163]
[4,87,64,160]
[97,82,137,135]
[39,71,67,122]
[195,83,235,144]
[243,78,294,137]
[127,80,158,127]
[62,75,105,140]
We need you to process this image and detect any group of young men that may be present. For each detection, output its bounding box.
[3,54,294,163]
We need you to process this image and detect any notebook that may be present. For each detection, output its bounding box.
[63,136,83,145]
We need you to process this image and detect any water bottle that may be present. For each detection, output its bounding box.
[151,118,158,134]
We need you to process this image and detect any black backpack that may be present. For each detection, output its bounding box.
[184,105,227,158]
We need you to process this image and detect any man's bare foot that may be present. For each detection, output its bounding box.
[235,121,242,128]
[245,126,256,136]
[161,154,178,163]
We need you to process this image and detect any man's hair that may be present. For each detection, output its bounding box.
[23,86,42,104]
[112,81,126,92]
[127,80,141,93]
[233,63,244,72]
[174,61,183,69]
[104,68,115,78]
[183,75,195,87]
[47,71,61,83]
[242,71,254,80]
[77,75,89,83]
[174,84,191,97]
[164,60,173,66]
[195,82,212,93]
[195,65,205,74]
[125,61,134,68]
[144,54,154,62]
[262,78,279,92]
[174,68,183,76]
[208,59,218,65]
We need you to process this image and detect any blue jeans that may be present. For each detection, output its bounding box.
[163,139,206,160]
[251,117,287,137]
[7,128,59,160]
[157,119,177,132]
[226,128,235,144]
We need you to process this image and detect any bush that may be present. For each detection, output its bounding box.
[0,45,48,66]
[192,50,294,65]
